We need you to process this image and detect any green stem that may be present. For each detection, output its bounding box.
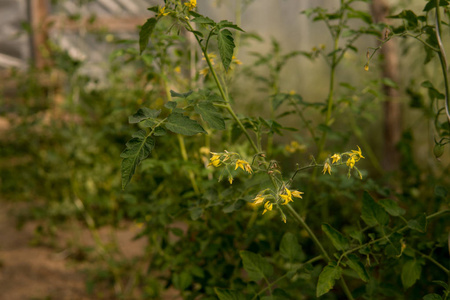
[339,209,450,259]
[177,134,200,195]
[285,204,354,299]
[434,1,450,122]
[411,248,449,274]
[185,21,259,153]
[251,255,323,299]
[285,204,331,261]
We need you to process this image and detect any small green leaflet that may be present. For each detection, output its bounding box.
[407,213,427,233]
[423,0,449,12]
[316,262,342,297]
[279,232,303,262]
[194,102,225,130]
[361,191,389,226]
[423,294,443,300]
[139,18,157,54]
[379,199,405,216]
[217,29,235,72]
[401,259,423,289]
[172,271,192,291]
[322,223,349,251]
[120,130,155,189]
[129,107,161,124]
[165,113,206,136]
[346,254,369,282]
[240,250,273,282]
[214,288,246,300]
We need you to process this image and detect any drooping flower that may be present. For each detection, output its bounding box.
[346,156,356,169]
[323,161,332,175]
[253,194,266,205]
[331,153,341,164]
[184,0,196,10]
[262,201,273,215]
[235,159,252,174]
[291,190,304,199]
[351,145,365,160]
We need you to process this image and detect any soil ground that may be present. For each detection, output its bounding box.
[0,201,179,300]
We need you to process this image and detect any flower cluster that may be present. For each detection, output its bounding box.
[208,151,253,184]
[184,0,196,11]
[253,187,304,222]
[322,146,365,179]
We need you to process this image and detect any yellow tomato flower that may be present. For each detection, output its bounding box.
[346,156,356,169]
[323,161,331,175]
[280,188,293,205]
[291,190,304,199]
[253,194,266,205]
[331,153,341,164]
[208,154,221,167]
[235,159,253,174]
[351,146,365,159]
[262,201,273,215]
[184,0,196,10]
[228,175,233,184]
[199,68,209,77]
[232,56,242,65]
[158,6,170,17]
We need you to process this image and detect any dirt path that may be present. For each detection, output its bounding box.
[0,202,151,300]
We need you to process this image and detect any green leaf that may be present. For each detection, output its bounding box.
[385,232,404,257]
[379,199,405,216]
[322,223,349,251]
[240,250,273,282]
[424,0,449,12]
[173,271,192,291]
[165,113,206,136]
[423,294,442,300]
[361,191,389,226]
[170,90,193,98]
[346,254,369,282]
[215,288,246,300]
[388,10,418,28]
[316,262,342,297]
[432,280,449,290]
[192,16,216,25]
[189,207,203,220]
[222,199,246,213]
[120,130,155,189]
[153,126,166,136]
[217,20,245,32]
[195,102,225,130]
[139,18,157,54]
[401,259,422,289]
[280,232,303,262]
[129,107,161,124]
[165,101,177,109]
[407,213,427,233]
[217,29,235,71]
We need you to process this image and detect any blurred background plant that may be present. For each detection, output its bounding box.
[0,0,449,299]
